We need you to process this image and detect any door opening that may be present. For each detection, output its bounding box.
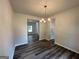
[27,20,39,43]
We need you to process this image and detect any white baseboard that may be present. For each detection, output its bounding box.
[9,46,15,59]
[55,42,79,54]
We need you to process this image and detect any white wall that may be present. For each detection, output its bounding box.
[39,22,48,40]
[0,0,14,59]
[13,13,28,46]
[13,13,41,46]
[55,6,79,53]
[13,12,50,44]
[47,18,55,40]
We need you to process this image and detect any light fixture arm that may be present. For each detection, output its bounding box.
[40,0,51,23]
[44,5,47,18]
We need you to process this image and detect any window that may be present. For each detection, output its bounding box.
[28,26,32,32]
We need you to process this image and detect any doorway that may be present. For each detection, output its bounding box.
[27,20,39,43]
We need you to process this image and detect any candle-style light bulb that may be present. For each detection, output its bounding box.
[48,18,51,21]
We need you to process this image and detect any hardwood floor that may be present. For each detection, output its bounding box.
[13,40,79,59]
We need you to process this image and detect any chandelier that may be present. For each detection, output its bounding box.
[40,1,51,23]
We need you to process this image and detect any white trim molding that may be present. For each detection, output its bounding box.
[55,42,79,54]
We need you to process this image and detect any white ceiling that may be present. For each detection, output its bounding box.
[10,0,79,17]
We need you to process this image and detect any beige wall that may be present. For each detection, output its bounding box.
[39,22,48,40]
[13,13,42,46]
[47,19,55,39]
[13,12,49,43]
[13,13,28,46]
[0,0,14,59]
[55,6,79,53]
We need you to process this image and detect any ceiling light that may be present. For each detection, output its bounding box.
[43,20,46,23]
[48,18,51,22]
[40,19,42,22]
[40,0,51,23]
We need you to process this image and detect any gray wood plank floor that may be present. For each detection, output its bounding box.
[13,41,79,59]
